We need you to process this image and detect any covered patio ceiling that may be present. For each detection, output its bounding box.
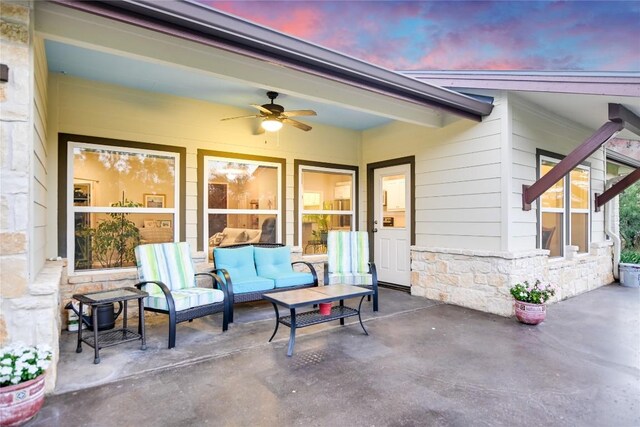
[36,1,491,132]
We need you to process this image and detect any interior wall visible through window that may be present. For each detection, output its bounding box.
[538,154,591,257]
[203,156,282,261]
[297,163,357,255]
[68,142,179,273]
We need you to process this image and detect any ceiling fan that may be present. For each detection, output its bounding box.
[221,91,317,132]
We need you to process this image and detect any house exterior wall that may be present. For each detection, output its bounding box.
[46,74,351,324]
[395,92,613,315]
[361,93,507,251]
[1,1,61,393]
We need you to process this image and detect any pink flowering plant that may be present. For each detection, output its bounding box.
[510,280,556,304]
[0,343,52,387]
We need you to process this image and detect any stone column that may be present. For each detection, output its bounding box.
[1,1,61,393]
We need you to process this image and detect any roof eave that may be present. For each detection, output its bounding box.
[47,0,493,122]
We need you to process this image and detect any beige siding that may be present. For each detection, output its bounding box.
[509,94,606,251]
[46,75,361,256]
[31,37,48,277]
[362,94,506,251]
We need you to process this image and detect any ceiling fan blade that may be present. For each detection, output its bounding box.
[250,104,273,115]
[282,110,317,117]
[221,114,260,121]
[283,118,312,131]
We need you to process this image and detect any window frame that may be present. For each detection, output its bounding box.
[200,153,284,256]
[63,137,182,274]
[537,151,591,257]
[294,160,359,253]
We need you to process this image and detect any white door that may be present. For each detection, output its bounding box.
[373,164,411,286]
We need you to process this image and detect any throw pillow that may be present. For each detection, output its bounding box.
[234,231,249,243]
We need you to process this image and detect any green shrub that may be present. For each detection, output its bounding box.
[619,182,640,250]
[620,250,640,265]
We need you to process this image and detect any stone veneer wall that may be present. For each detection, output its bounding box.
[0,1,62,393]
[411,241,614,316]
[59,249,327,328]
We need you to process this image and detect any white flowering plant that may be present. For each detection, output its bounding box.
[0,344,52,387]
[510,280,556,304]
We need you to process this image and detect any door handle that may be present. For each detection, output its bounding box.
[372,228,378,233]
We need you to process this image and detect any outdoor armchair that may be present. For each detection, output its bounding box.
[134,242,229,349]
[324,231,379,311]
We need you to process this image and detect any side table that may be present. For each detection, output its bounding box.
[73,287,148,364]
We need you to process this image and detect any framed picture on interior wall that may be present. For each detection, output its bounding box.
[160,220,172,229]
[144,194,165,208]
[143,220,156,228]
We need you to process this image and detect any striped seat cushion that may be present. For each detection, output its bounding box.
[145,288,224,311]
[328,273,373,286]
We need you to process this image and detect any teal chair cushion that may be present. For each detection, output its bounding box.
[135,242,196,295]
[265,271,315,288]
[254,246,293,276]
[214,246,258,283]
[231,277,275,294]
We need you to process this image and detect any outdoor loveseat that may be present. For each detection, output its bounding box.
[212,243,318,322]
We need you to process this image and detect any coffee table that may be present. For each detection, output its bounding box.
[263,284,374,356]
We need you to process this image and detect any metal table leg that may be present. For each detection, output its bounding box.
[287,308,297,357]
[75,302,83,353]
[357,296,369,335]
[92,305,100,364]
[268,303,280,342]
[339,299,345,325]
[139,297,147,350]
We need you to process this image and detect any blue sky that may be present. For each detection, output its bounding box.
[200,1,640,71]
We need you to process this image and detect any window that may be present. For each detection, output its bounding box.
[204,156,282,257]
[297,162,357,255]
[68,142,179,272]
[539,155,590,257]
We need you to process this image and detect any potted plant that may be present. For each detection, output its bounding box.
[619,250,640,288]
[509,280,556,325]
[0,344,53,426]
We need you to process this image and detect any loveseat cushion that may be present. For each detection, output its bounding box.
[144,288,224,311]
[254,246,293,276]
[214,245,258,282]
[265,271,315,288]
[231,277,275,294]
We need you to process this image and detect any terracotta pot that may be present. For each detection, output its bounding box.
[514,301,546,325]
[0,375,46,426]
[319,303,332,316]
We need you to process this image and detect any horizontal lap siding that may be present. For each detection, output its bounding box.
[363,95,505,251]
[48,75,361,250]
[32,38,48,278]
[510,95,606,251]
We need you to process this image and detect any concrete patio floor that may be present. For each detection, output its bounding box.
[29,285,640,426]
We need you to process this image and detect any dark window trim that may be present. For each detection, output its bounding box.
[536,149,591,255]
[366,157,416,262]
[197,150,286,252]
[57,133,186,256]
[293,160,359,246]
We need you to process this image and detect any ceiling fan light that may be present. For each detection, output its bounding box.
[261,118,283,132]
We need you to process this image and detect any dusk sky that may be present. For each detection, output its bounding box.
[201,1,640,72]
